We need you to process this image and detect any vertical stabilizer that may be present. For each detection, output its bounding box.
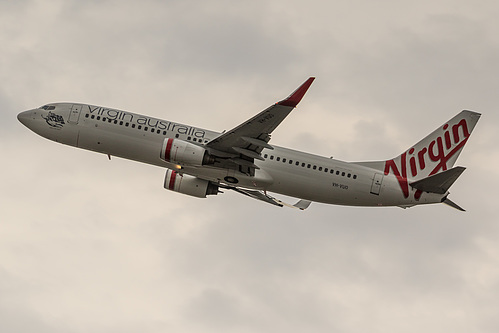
[361,110,480,179]
[358,110,480,199]
[388,110,481,180]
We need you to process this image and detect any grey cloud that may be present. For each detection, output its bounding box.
[2,1,499,333]
[332,15,499,126]
[0,268,69,333]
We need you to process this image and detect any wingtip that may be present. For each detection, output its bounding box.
[278,77,315,107]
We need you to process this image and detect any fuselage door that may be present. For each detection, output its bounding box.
[370,173,384,195]
[68,104,83,124]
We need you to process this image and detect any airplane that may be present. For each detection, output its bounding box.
[17,77,481,211]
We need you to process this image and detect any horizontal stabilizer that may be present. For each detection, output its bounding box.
[409,166,466,194]
[443,197,466,211]
[293,200,312,210]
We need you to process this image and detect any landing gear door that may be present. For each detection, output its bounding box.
[370,173,384,195]
[68,104,83,124]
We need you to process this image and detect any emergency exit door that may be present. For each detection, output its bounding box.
[370,173,384,195]
[68,104,83,124]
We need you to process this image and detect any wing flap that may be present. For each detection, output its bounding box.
[232,147,266,161]
[231,157,260,169]
[241,136,274,150]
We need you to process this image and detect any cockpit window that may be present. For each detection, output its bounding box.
[39,105,56,110]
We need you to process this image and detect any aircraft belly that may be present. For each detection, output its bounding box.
[263,165,359,205]
[261,164,408,207]
[77,125,164,167]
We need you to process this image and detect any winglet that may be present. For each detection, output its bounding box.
[277,77,315,107]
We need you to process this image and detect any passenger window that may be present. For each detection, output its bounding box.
[289,160,293,164]
[296,161,299,166]
[163,131,166,135]
[270,156,274,160]
[91,115,95,119]
[319,166,322,171]
[120,121,123,125]
[282,158,286,163]
[85,114,89,118]
[307,164,311,168]
[97,116,101,120]
[138,125,142,129]
[175,134,179,138]
[125,123,129,127]
[342,172,345,176]
[187,136,191,140]
[324,168,328,172]
[313,165,317,170]
[353,175,357,179]
[144,127,148,131]
[114,120,118,124]
[302,163,305,167]
[264,154,268,158]
[132,124,136,128]
[336,171,340,175]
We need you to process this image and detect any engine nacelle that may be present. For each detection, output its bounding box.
[160,138,214,166]
[164,169,219,198]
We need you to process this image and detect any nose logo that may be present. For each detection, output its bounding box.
[42,111,65,128]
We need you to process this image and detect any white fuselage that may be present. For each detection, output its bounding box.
[18,103,445,208]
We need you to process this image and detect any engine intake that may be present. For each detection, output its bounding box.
[164,169,219,198]
[160,138,214,166]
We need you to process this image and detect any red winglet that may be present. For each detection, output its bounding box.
[277,77,315,107]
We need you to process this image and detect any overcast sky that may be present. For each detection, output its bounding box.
[1,0,499,332]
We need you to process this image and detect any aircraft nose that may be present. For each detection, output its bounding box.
[17,110,34,127]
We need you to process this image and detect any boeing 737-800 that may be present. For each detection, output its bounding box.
[17,78,480,210]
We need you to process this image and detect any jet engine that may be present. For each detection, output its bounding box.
[160,138,214,166]
[164,169,219,198]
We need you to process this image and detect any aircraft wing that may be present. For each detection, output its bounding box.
[205,77,315,175]
[219,184,312,210]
